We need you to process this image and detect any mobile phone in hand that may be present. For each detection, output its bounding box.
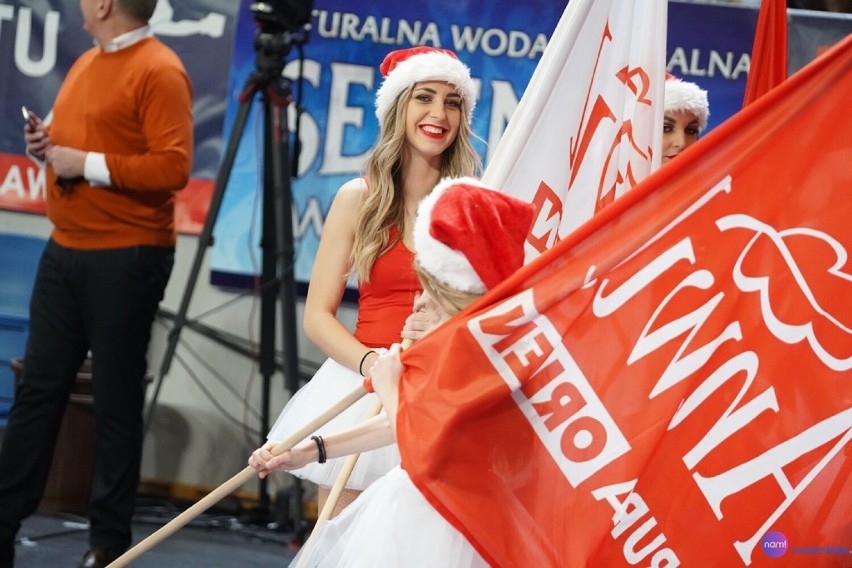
[22,106,37,129]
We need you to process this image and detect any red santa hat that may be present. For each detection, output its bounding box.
[665,73,710,131]
[413,177,534,294]
[375,47,476,126]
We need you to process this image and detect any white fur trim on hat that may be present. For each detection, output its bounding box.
[375,49,477,126]
[413,176,488,294]
[665,77,710,131]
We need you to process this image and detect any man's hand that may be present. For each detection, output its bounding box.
[46,145,87,179]
[23,117,51,161]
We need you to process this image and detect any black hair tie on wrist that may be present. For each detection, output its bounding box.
[359,349,376,376]
[311,435,326,464]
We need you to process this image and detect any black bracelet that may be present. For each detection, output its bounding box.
[311,435,326,464]
[358,349,376,376]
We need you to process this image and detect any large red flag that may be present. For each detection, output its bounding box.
[743,0,788,106]
[398,33,852,568]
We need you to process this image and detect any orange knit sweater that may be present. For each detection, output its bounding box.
[46,37,193,250]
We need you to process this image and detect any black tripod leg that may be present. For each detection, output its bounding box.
[143,65,305,537]
[255,79,303,530]
[269,79,300,415]
[268,84,305,539]
[143,82,259,436]
[257,91,278,516]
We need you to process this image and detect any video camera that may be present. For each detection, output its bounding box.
[249,0,313,77]
[250,0,313,34]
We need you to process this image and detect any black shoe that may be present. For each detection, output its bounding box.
[0,539,13,568]
[78,547,121,568]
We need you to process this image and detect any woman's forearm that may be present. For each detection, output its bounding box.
[321,413,395,460]
[372,379,399,439]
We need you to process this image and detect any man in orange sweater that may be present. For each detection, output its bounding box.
[0,1,192,567]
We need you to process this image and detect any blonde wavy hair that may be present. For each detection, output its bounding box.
[415,264,482,317]
[351,85,482,283]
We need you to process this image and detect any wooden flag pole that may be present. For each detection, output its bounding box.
[294,397,384,568]
[294,337,412,566]
[108,384,369,568]
[317,398,384,523]
[315,338,411,518]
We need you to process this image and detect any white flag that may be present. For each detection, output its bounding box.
[483,0,667,262]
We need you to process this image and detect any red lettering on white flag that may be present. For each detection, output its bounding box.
[483,0,666,262]
[528,182,563,254]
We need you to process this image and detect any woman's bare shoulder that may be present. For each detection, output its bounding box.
[333,177,368,206]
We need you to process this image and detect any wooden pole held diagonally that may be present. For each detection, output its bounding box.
[108,384,369,568]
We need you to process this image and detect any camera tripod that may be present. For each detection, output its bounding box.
[143,28,305,536]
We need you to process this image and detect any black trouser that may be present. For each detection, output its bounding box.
[0,239,173,556]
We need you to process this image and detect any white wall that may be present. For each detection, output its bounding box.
[0,207,358,497]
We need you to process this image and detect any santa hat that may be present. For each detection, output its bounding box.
[375,47,476,126]
[664,73,710,131]
[413,177,534,294]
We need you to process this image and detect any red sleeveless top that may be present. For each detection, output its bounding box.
[354,227,421,348]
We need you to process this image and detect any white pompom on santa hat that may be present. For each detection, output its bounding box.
[375,46,477,126]
[665,73,710,131]
[413,177,535,294]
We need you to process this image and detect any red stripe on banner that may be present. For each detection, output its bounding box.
[0,152,213,236]
[174,178,214,235]
[0,153,46,214]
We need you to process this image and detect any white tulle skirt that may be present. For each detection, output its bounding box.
[267,357,400,490]
[291,466,489,568]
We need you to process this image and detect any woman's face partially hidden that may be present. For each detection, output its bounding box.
[662,111,701,163]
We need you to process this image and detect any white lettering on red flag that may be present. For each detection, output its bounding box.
[467,290,631,486]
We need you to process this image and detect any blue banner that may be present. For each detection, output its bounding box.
[209,0,563,289]
[0,1,238,229]
[1,1,849,295]
[209,0,764,291]
[0,0,236,177]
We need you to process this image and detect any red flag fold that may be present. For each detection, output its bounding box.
[743,0,788,106]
